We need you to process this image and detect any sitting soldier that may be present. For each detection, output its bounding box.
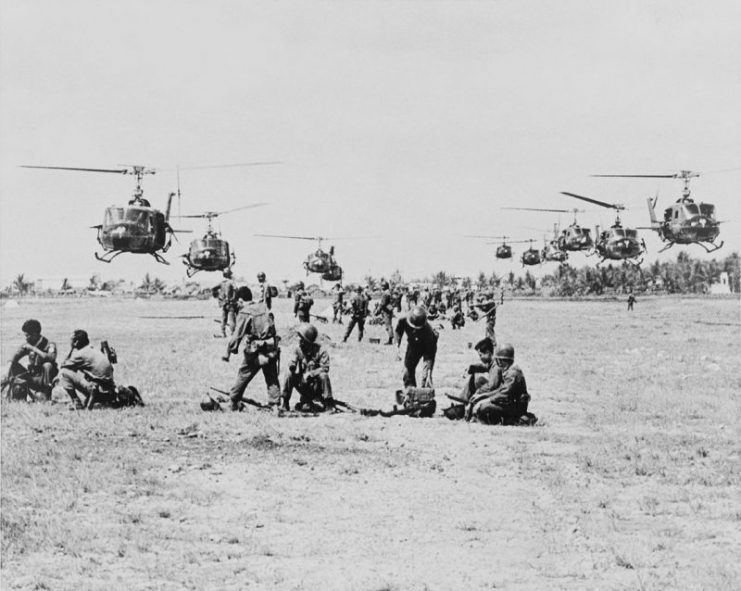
[450,305,466,330]
[443,337,495,420]
[2,319,58,401]
[465,343,532,425]
[281,323,334,412]
[52,329,114,410]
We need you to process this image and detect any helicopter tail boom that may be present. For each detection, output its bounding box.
[646,197,659,227]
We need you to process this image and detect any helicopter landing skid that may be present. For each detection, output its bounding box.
[151,252,170,265]
[657,242,674,254]
[95,250,125,263]
[697,240,724,254]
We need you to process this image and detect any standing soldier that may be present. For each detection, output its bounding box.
[395,306,438,388]
[627,291,636,312]
[379,280,395,345]
[281,323,334,412]
[52,329,114,410]
[343,285,369,342]
[255,271,272,310]
[2,319,58,401]
[294,285,314,322]
[332,283,345,324]
[215,270,238,337]
[222,290,281,411]
[465,343,531,425]
[450,305,465,330]
[475,292,499,346]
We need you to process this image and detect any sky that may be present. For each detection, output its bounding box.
[1,0,740,288]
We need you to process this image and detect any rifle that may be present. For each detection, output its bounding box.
[445,393,468,405]
[209,386,272,411]
[309,314,329,324]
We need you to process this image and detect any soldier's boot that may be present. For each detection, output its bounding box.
[229,397,242,412]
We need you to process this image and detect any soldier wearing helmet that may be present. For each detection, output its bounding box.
[331,283,345,324]
[378,280,395,345]
[2,319,58,401]
[223,292,281,411]
[293,285,314,322]
[465,342,530,425]
[281,323,333,411]
[342,285,369,342]
[474,291,500,347]
[214,270,238,337]
[394,306,438,388]
[255,271,272,310]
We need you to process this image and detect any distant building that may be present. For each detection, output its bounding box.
[710,272,731,295]
[35,276,89,292]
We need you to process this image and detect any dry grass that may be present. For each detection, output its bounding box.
[1,295,740,590]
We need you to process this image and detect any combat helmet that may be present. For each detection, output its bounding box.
[296,323,318,344]
[200,394,221,411]
[407,306,427,329]
[494,343,515,362]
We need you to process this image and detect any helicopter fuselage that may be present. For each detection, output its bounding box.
[521,250,541,266]
[183,235,233,274]
[595,226,644,261]
[495,245,513,259]
[97,206,169,254]
[649,198,722,248]
[558,225,593,252]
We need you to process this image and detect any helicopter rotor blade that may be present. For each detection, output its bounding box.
[463,234,510,239]
[561,191,624,211]
[591,174,677,178]
[502,207,572,213]
[20,165,131,174]
[254,233,320,241]
[216,202,269,216]
[174,161,282,171]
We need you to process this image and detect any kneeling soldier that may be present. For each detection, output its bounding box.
[282,323,333,412]
[3,319,58,401]
[53,330,114,410]
[465,343,530,425]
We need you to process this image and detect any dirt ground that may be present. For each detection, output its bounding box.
[1,295,740,590]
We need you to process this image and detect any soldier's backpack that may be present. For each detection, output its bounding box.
[394,387,437,418]
[268,285,279,298]
[100,340,118,364]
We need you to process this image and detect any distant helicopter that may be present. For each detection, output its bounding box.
[255,234,344,281]
[540,224,569,263]
[561,192,646,265]
[504,206,593,252]
[592,170,723,253]
[463,235,528,259]
[520,240,542,266]
[21,164,186,264]
[176,203,267,277]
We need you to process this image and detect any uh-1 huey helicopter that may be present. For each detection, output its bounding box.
[561,191,647,265]
[463,235,530,259]
[503,206,593,252]
[175,202,268,277]
[255,234,344,281]
[21,164,188,264]
[520,240,542,266]
[540,224,569,263]
[592,170,723,253]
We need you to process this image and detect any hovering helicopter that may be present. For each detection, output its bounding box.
[255,235,344,281]
[463,235,528,259]
[592,170,723,253]
[504,206,593,252]
[176,203,267,277]
[561,192,646,265]
[520,240,542,266]
[21,164,186,264]
[540,224,569,263]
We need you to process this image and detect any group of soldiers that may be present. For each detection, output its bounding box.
[1,319,121,410]
[213,272,532,426]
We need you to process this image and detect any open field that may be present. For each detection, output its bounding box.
[1,296,740,590]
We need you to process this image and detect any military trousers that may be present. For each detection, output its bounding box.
[383,312,394,343]
[403,348,435,388]
[221,305,237,336]
[229,353,281,407]
[474,395,530,425]
[53,368,97,406]
[459,374,490,403]
[343,316,365,341]
[282,371,333,409]
[297,310,311,322]
[9,361,57,396]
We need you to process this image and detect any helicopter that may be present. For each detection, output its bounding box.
[592,170,723,253]
[561,191,646,265]
[520,240,542,266]
[176,203,268,277]
[503,206,593,252]
[21,164,186,264]
[463,235,528,259]
[255,234,344,281]
[540,224,569,263]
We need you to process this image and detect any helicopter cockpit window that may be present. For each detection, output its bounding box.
[699,203,715,217]
[684,203,700,216]
[614,228,625,237]
[626,229,637,238]
[104,207,126,225]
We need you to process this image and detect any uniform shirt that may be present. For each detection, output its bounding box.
[62,345,113,380]
[256,280,272,309]
[394,318,438,357]
[228,303,277,356]
[478,363,528,407]
[219,278,237,307]
[349,293,368,318]
[286,343,330,376]
[379,290,394,315]
[333,290,344,305]
[477,300,497,321]
[12,335,57,371]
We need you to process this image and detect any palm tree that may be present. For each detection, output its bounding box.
[13,273,30,295]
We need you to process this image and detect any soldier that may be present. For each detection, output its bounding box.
[395,306,438,388]
[215,270,238,337]
[293,284,314,322]
[2,319,58,400]
[255,271,272,310]
[627,291,636,312]
[52,329,114,410]
[459,337,496,403]
[379,280,395,345]
[223,289,281,411]
[330,283,344,324]
[475,293,499,346]
[343,285,369,342]
[281,323,334,412]
[450,305,465,330]
[465,343,530,425]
